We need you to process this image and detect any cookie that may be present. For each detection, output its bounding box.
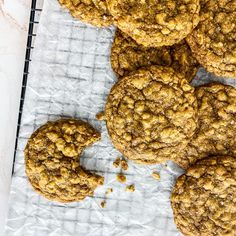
[174,83,236,169]
[25,119,104,203]
[171,155,236,236]
[107,0,200,47]
[58,0,113,27]
[186,0,236,78]
[111,29,199,81]
[105,66,198,164]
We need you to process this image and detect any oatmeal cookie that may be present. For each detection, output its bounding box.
[187,0,236,77]
[174,83,236,169]
[25,119,103,203]
[107,0,200,47]
[171,155,236,236]
[105,66,198,164]
[58,0,113,27]
[111,29,199,81]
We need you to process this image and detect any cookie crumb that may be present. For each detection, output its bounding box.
[152,172,160,180]
[113,157,121,168]
[126,184,135,192]
[121,159,128,171]
[100,201,106,208]
[96,111,106,121]
[105,188,113,196]
[117,173,126,183]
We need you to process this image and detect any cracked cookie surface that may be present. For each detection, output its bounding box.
[58,0,113,27]
[107,0,200,47]
[171,155,236,236]
[174,83,236,169]
[25,119,103,203]
[187,0,236,77]
[105,66,198,164]
[111,29,199,81]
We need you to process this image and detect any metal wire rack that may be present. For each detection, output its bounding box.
[8,0,227,235]
[6,0,236,235]
[13,0,43,174]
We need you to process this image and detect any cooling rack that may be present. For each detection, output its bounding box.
[6,1,182,235]
[7,0,236,235]
[13,0,43,174]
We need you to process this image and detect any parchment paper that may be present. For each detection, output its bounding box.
[5,0,236,235]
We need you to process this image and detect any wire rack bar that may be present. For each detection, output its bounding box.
[12,0,41,174]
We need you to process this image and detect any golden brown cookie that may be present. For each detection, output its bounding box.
[187,0,236,78]
[105,66,198,165]
[111,29,199,81]
[58,0,113,27]
[25,119,104,203]
[171,155,236,236]
[173,83,236,169]
[107,0,200,47]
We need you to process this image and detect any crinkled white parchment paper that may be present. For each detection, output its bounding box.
[5,0,236,235]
